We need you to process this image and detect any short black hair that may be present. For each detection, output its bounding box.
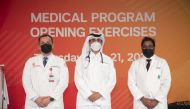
[38,34,53,44]
[141,37,155,47]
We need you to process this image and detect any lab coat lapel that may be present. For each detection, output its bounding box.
[141,57,148,73]
[44,55,54,71]
[38,56,44,68]
[147,55,156,73]
[147,60,154,73]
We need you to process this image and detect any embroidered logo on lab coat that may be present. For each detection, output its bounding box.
[32,63,41,67]
[156,67,161,69]
[156,66,161,79]
[158,75,161,79]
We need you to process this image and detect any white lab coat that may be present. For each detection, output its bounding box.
[128,55,171,109]
[0,66,9,109]
[22,54,69,109]
[75,52,116,109]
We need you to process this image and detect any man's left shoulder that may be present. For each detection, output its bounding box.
[155,55,168,64]
[102,53,114,63]
[52,55,66,63]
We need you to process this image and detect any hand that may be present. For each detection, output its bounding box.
[140,97,159,109]
[91,91,102,102]
[41,96,51,107]
[35,97,46,107]
[149,99,159,109]
[140,97,152,109]
[35,96,50,107]
[88,91,102,102]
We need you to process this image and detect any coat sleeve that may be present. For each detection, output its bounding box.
[128,61,144,100]
[74,60,92,100]
[98,60,116,99]
[50,59,69,100]
[154,60,171,102]
[22,58,39,100]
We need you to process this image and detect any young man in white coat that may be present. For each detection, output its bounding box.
[22,34,69,109]
[128,37,171,109]
[75,33,116,109]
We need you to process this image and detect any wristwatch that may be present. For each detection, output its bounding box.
[50,97,55,101]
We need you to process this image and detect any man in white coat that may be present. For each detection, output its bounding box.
[75,33,116,109]
[22,34,69,109]
[128,37,171,109]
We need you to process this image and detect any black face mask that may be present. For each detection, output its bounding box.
[142,49,154,58]
[40,43,52,54]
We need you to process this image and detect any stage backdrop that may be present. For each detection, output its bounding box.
[0,0,190,109]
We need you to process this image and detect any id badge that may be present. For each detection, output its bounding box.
[48,68,55,82]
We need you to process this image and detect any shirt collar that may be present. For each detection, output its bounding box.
[143,54,156,61]
[40,53,53,60]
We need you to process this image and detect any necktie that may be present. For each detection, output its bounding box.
[146,59,151,71]
[43,57,48,67]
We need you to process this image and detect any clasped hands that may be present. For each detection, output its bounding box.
[35,96,51,107]
[140,97,159,109]
[88,91,102,102]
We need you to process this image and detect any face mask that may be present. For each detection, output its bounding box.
[90,41,102,52]
[40,43,52,54]
[142,49,154,58]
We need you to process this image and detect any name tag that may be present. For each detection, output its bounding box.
[50,65,60,68]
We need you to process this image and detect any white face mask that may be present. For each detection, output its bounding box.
[90,41,102,52]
